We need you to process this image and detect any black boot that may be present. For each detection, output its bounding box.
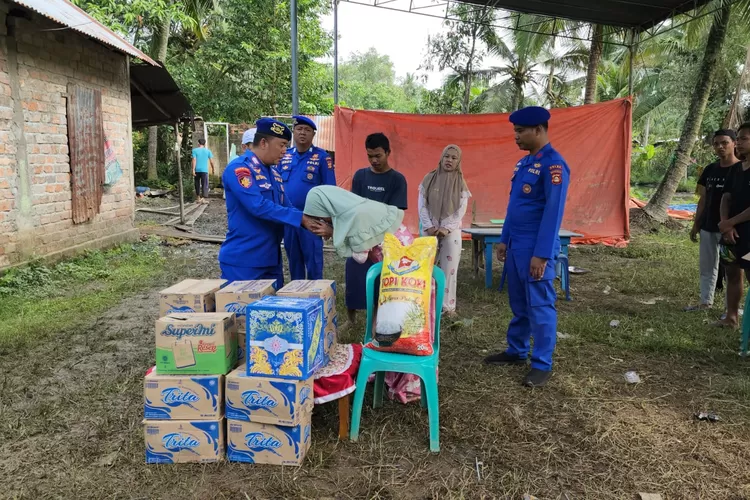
[483,351,527,365]
[523,368,552,387]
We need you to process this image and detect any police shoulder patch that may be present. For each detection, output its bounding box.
[235,167,252,189]
[549,165,563,185]
[326,156,333,169]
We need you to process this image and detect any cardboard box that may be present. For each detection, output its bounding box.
[246,297,328,380]
[155,313,237,375]
[159,279,227,318]
[144,366,223,420]
[144,418,225,464]
[226,415,311,466]
[216,280,277,333]
[277,280,338,351]
[238,332,246,363]
[225,364,313,425]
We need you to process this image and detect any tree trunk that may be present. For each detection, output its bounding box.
[584,24,603,105]
[462,12,481,114]
[147,18,171,181]
[513,79,524,111]
[643,115,651,146]
[643,6,731,221]
[723,43,750,129]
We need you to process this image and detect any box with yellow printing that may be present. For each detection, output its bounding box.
[155,313,237,375]
[226,413,311,466]
[277,280,338,353]
[225,364,313,425]
[159,279,227,318]
[144,418,224,464]
[246,296,328,380]
[143,366,223,420]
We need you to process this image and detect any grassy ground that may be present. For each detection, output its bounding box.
[3,225,750,499]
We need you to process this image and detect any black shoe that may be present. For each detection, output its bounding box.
[523,368,552,387]
[483,351,527,365]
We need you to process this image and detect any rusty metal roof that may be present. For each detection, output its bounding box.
[11,0,158,65]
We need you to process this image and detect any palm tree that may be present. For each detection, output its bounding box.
[643,1,750,220]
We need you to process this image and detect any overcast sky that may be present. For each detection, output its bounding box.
[319,2,451,89]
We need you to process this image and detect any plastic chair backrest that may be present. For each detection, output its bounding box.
[364,262,445,356]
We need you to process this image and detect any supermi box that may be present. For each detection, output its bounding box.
[155,313,236,375]
[277,280,338,352]
[226,416,311,466]
[144,419,225,464]
[159,279,226,318]
[225,364,313,425]
[144,366,223,420]
[246,297,328,380]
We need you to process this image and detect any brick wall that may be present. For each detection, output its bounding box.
[0,2,136,269]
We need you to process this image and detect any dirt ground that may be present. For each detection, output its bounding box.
[3,196,750,499]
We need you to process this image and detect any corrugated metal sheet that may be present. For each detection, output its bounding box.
[67,83,104,224]
[307,115,335,152]
[11,0,158,65]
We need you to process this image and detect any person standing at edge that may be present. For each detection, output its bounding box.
[341,133,408,330]
[718,123,750,328]
[685,130,740,313]
[281,116,336,280]
[192,138,215,204]
[483,106,570,388]
[218,118,325,287]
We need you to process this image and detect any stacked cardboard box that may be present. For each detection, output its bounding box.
[277,280,338,356]
[144,280,236,464]
[226,295,331,465]
[215,280,277,363]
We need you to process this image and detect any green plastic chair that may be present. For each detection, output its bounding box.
[349,262,445,453]
[741,291,750,356]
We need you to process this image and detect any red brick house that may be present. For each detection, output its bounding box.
[0,0,159,269]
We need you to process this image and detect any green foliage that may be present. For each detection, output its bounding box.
[169,0,333,121]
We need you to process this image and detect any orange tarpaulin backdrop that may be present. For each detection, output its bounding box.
[334,98,632,245]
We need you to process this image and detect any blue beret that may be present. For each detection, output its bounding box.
[255,118,292,141]
[509,106,551,127]
[292,115,317,131]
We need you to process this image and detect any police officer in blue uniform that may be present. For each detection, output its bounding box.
[280,116,336,280]
[484,106,570,388]
[219,118,324,287]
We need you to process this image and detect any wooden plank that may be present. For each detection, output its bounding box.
[183,203,207,226]
[67,84,104,224]
[162,203,200,226]
[140,226,225,243]
[135,208,181,216]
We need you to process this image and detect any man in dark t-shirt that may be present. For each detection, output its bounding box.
[342,133,408,330]
[686,130,740,312]
[718,123,750,327]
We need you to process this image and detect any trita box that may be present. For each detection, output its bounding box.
[278,280,338,350]
[159,279,227,318]
[155,313,236,375]
[225,364,313,425]
[144,366,223,420]
[226,415,311,466]
[144,419,225,464]
[215,280,277,333]
[246,297,328,380]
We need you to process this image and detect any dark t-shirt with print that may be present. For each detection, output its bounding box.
[698,161,739,232]
[351,167,408,210]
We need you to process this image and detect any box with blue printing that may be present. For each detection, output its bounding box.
[227,416,311,466]
[245,296,328,380]
[225,364,313,426]
[143,366,223,420]
[144,419,225,464]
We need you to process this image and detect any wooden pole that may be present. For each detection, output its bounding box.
[175,122,185,225]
